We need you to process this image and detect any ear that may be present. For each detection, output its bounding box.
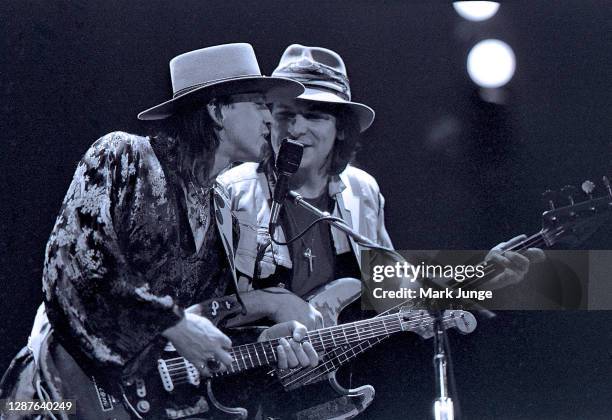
[206,101,224,128]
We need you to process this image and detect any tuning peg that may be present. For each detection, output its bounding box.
[542,189,558,210]
[581,180,595,199]
[603,176,612,196]
[561,185,579,205]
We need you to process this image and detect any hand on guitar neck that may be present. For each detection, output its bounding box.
[485,234,546,290]
[258,321,319,369]
[162,311,320,378]
[162,313,234,377]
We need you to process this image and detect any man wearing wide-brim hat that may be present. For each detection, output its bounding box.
[220,44,387,297]
[0,43,320,416]
[218,44,544,418]
[218,44,388,417]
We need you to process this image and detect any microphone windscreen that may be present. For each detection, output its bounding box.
[276,139,303,175]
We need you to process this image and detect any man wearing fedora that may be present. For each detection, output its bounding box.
[0,43,320,416]
[218,44,394,418]
[221,43,543,310]
[218,44,544,417]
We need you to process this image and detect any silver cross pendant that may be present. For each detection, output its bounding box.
[303,248,316,274]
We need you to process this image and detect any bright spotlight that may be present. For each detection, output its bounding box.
[453,1,500,22]
[467,39,516,88]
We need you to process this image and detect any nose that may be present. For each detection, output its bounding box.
[288,114,308,138]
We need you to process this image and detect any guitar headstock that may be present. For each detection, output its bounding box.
[398,308,477,339]
[541,177,612,247]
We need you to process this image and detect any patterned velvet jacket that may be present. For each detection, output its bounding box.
[42,132,239,377]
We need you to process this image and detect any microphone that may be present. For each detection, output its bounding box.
[270,139,303,235]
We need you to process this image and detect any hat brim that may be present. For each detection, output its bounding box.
[295,88,375,133]
[138,76,304,120]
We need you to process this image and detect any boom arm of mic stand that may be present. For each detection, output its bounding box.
[288,190,380,248]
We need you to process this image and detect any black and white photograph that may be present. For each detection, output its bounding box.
[1,1,611,419]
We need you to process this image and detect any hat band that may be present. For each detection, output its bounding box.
[274,61,351,101]
[172,74,261,98]
[300,82,352,102]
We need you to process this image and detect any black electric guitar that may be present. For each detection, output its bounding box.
[267,177,612,417]
[51,279,476,420]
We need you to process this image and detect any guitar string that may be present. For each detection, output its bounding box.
[161,312,406,369]
[455,232,546,288]
[169,324,405,382]
[448,226,562,290]
[169,312,462,385]
[168,321,430,384]
[162,310,448,369]
[164,312,459,379]
[277,313,459,387]
[275,294,418,382]
[163,316,416,376]
[170,339,392,386]
[170,337,391,387]
[171,297,425,382]
[162,312,416,369]
[165,321,403,379]
[281,336,389,388]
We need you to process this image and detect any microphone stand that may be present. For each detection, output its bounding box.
[433,310,455,420]
[287,190,467,420]
[287,190,381,249]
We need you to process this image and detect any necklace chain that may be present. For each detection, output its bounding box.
[284,201,319,274]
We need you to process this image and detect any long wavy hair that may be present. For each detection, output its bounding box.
[329,106,361,175]
[150,99,232,186]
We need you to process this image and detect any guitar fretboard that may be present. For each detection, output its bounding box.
[222,313,404,375]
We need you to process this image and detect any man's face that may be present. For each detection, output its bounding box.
[220,93,272,162]
[271,99,338,174]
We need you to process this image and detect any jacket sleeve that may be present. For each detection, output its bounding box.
[42,132,183,369]
[376,190,394,249]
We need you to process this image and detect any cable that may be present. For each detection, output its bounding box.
[270,215,346,245]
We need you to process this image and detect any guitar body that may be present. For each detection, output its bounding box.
[51,337,246,419]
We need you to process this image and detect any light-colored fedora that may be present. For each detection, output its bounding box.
[138,43,304,120]
[271,44,375,132]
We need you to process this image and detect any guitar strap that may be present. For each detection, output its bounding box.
[187,294,243,328]
[213,182,247,314]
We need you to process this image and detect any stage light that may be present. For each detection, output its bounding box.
[467,39,516,88]
[453,1,500,22]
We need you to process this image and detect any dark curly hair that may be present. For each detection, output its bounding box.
[328,106,361,175]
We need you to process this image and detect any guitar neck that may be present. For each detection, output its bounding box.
[222,313,404,375]
[449,229,550,290]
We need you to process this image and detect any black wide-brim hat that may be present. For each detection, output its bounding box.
[138,43,304,120]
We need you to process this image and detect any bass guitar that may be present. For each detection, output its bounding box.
[269,177,612,417]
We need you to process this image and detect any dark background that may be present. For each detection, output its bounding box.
[1,1,611,419]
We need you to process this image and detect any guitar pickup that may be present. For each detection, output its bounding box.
[185,361,201,386]
[157,359,175,392]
